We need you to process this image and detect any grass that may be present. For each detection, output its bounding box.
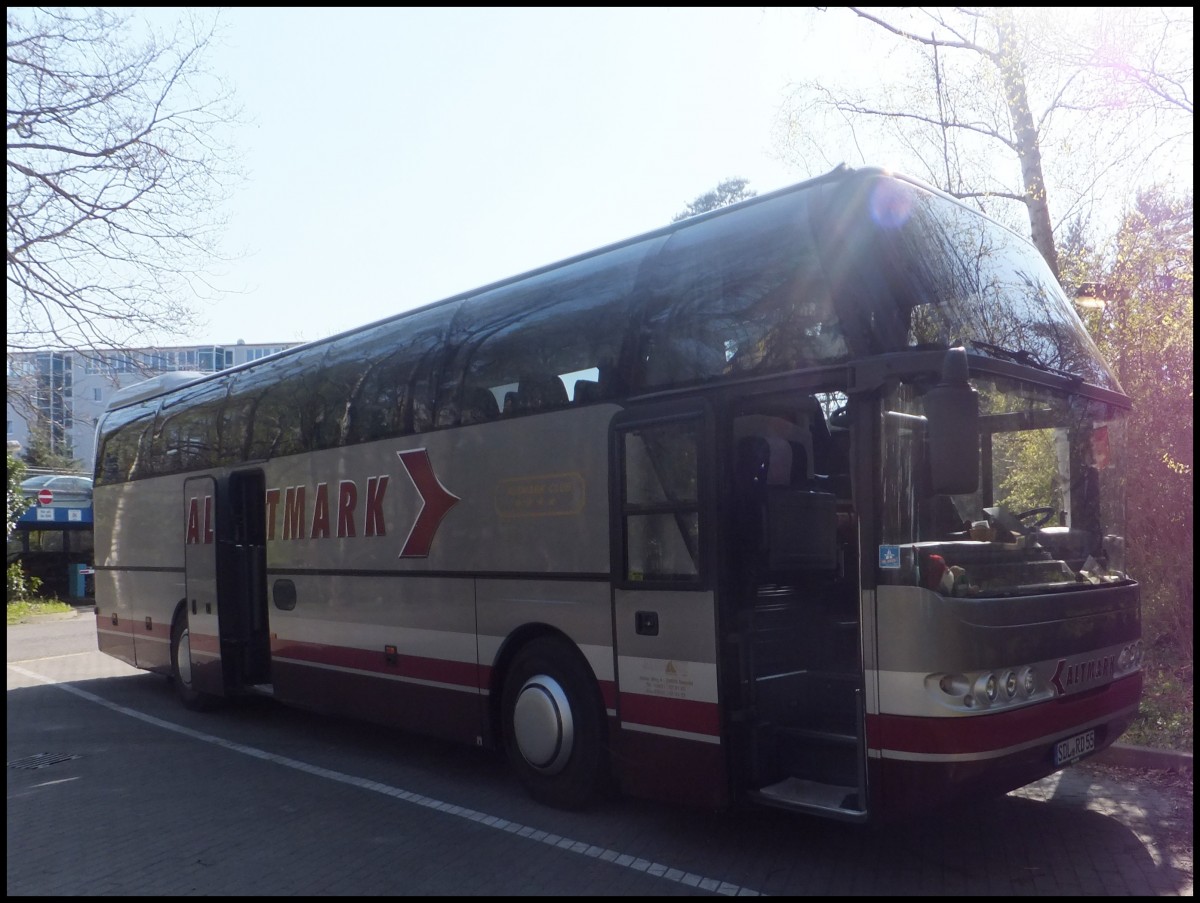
[6,596,76,625]
[1124,655,1194,753]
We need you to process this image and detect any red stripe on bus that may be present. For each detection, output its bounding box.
[867,673,1141,755]
[272,639,480,689]
[187,630,221,655]
[599,680,617,711]
[618,691,720,736]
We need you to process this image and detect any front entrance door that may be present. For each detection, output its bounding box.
[609,400,730,809]
[724,390,867,819]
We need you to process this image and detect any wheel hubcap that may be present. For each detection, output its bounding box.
[512,675,573,774]
[177,627,193,686]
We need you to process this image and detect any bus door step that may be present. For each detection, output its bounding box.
[248,683,275,697]
[751,777,867,821]
[777,725,857,745]
[772,725,859,786]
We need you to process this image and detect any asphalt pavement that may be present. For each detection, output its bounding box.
[7,607,1193,896]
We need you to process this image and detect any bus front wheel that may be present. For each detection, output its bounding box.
[502,637,609,809]
[170,613,217,712]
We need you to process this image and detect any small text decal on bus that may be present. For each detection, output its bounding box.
[1050,652,1119,695]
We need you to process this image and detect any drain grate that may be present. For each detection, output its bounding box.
[8,752,80,770]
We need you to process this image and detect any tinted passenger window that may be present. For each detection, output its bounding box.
[619,417,702,583]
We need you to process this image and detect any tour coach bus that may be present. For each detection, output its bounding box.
[92,165,1141,822]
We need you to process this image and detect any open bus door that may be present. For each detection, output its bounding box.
[179,471,271,707]
[221,470,271,690]
[182,476,224,699]
[725,390,868,821]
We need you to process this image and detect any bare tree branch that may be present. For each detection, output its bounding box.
[6,7,244,356]
[819,98,1019,152]
[848,7,998,60]
[778,7,1193,281]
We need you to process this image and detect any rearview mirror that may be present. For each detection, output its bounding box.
[924,348,979,494]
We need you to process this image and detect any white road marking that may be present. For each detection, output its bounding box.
[9,662,761,896]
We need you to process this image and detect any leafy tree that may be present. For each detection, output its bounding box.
[673,178,757,222]
[6,453,29,541]
[1085,188,1193,660]
[994,430,1059,515]
[20,422,81,473]
[6,453,40,602]
[7,7,242,355]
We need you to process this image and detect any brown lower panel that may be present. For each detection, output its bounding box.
[611,724,730,811]
[132,619,172,673]
[270,657,484,746]
[872,706,1138,821]
[96,614,136,668]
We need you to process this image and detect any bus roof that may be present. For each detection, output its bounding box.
[104,371,209,411]
[102,164,876,412]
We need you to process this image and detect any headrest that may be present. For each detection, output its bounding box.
[517,373,568,411]
[460,386,500,424]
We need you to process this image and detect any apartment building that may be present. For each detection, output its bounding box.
[7,340,298,471]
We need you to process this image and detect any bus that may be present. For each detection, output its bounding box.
[92,164,1141,823]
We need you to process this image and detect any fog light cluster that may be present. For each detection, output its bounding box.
[929,664,1042,711]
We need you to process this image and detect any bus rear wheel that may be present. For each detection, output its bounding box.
[170,613,217,711]
[502,637,609,809]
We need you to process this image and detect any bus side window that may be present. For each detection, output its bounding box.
[516,373,568,413]
[573,380,600,404]
[621,419,702,582]
[799,396,833,477]
[460,386,500,425]
[434,399,460,428]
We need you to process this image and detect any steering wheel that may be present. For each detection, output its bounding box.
[1014,506,1056,529]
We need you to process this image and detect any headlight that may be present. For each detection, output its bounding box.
[928,663,1043,712]
[973,673,998,705]
[1021,667,1036,696]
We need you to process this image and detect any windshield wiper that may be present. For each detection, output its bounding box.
[969,340,1081,382]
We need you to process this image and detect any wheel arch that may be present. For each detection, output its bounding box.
[169,598,188,634]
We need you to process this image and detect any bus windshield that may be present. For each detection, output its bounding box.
[879,375,1130,597]
[629,171,1121,395]
[860,176,1122,392]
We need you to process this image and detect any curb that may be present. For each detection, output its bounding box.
[1093,742,1193,773]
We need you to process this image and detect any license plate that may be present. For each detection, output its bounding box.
[1055,729,1096,765]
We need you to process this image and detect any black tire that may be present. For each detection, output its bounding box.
[501,637,609,809]
[170,612,218,711]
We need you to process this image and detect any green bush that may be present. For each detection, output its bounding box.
[7,561,43,602]
[1126,656,1194,752]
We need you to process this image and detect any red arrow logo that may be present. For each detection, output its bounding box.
[1050,659,1066,695]
[396,449,460,557]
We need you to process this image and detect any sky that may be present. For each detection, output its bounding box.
[162,7,842,346]
[130,7,1190,349]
